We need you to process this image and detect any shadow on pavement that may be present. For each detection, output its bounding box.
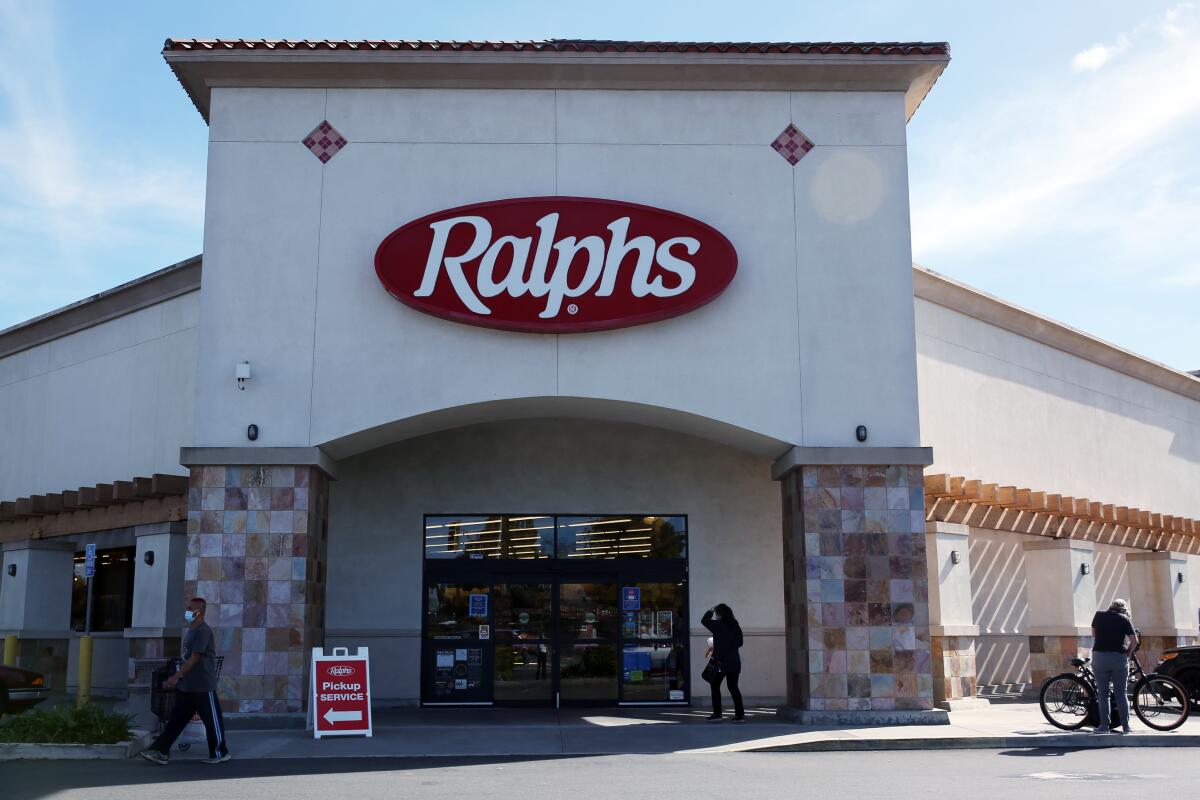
[6,754,597,800]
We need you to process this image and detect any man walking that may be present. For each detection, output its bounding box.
[139,597,232,764]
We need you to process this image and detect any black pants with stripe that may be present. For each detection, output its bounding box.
[151,690,230,758]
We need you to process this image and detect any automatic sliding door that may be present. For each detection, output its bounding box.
[492,582,553,704]
[558,582,619,703]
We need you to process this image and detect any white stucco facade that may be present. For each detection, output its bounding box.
[916,293,1200,518]
[195,86,922,457]
[0,290,198,501]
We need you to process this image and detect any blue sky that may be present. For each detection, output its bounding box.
[1,1,1198,369]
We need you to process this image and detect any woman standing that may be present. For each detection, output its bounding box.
[701,603,744,721]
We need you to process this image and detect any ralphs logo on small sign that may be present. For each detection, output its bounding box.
[374,197,738,333]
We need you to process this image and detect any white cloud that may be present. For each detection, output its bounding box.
[911,5,1200,261]
[1072,34,1129,72]
[0,0,203,323]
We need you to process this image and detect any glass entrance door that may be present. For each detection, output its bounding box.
[558,582,619,704]
[421,514,689,706]
[492,583,553,703]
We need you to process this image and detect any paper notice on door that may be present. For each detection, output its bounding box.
[455,649,468,661]
[436,652,454,668]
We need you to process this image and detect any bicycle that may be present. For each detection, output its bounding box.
[1039,635,1190,732]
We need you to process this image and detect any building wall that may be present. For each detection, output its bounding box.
[917,297,1200,518]
[324,418,785,703]
[969,525,1197,687]
[0,292,199,500]
[195,87,923,455]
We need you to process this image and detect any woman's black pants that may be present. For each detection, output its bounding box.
[710,670,744,717]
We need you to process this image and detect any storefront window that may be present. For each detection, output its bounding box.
[492,583,552,641]
[424,515,686,560]
[424,516,554,560]
[424,582,490,639]
[622,643,685,701]
[71,547,135,632]
[557,516,686,559]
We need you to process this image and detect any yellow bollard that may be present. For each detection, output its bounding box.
[77,635,93,707]
[2,634,16,666]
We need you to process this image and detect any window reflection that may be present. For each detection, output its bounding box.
[425,582,489,639]
[424,516,554,560]
[557,516,686,559]
[423,515,687,561]
[72,547,135,632]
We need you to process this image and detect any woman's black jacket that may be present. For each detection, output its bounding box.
[701,609,743,671]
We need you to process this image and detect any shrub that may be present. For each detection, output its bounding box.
[0,703,132,745]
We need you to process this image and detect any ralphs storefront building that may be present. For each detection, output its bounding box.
[2,40,1199,720]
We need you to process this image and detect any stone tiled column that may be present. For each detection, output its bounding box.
[780,464,939,721]
[1022,540,1095,689]
[925,521,986,709]
[1125,552,1198,668]
[182,465,330,713]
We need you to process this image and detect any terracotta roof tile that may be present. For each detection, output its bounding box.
[162,38,949,56]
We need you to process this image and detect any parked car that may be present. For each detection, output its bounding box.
[0,665,48,715]
[1154,645,1200,709]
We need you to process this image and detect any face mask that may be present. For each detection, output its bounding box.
[184,610,196,623]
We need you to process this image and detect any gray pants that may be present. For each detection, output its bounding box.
[1092,650,1130,729]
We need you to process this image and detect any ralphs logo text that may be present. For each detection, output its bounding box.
[374,197,737,333]
[327,665,355,677]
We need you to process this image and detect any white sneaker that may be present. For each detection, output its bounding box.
[203,753,233,764]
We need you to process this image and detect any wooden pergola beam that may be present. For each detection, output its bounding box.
[918,472,1200,555]
[14,497,38,518]
[150,474,189,496]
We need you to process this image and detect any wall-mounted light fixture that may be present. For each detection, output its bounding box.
[6,563,14,577]
[236,361,251,391]
[950,550,962,565]
[855,425,868,443]
[143,551,155,566]
[247,424,259,441]
[1080,563,1091,576]
[1179,572,1186,584]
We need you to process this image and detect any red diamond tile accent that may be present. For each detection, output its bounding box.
[302,120,347,164]
[771,124,814,166]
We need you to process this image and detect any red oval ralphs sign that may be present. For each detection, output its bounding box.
[374,197,737,333]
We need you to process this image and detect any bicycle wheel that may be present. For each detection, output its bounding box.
[1133,674,1190,731]
[1039,674,1092,730]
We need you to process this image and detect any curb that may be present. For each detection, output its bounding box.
[0,729,154,761]
[0,741,134,760]
[740,734,1200,753]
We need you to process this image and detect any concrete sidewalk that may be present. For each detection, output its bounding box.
[146,703,1200,760]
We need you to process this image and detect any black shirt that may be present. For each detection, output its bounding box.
[1091,610,1135,654]
[701,610,743,671]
